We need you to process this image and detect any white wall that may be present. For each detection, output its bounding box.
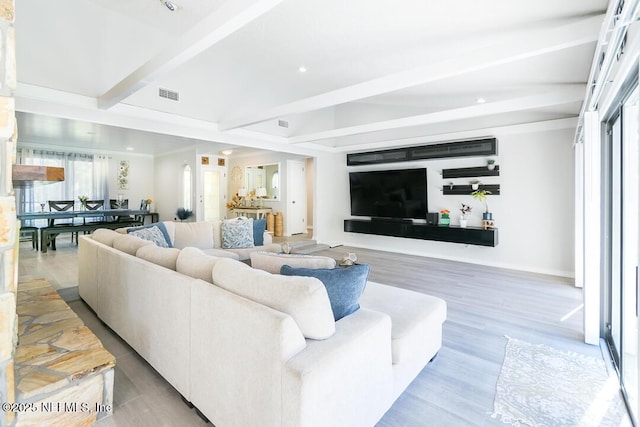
[107,153,154,210]
[153,147,197,222]
[314,128,575,277]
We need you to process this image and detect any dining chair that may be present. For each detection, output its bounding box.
[109,199,140,225]
[83,200,105,226]
[47,200,77,248]
[85,200,104,210]
[109,198,128,209]
[19,225,39,250]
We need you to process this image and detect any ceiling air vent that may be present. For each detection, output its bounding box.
[278,119,289,128]
[159,88,179,102]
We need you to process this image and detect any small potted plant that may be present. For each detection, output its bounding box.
[469,180,481,190]
[439,209,451,226]
[459,203,472,228]
[487,159,496,170]
[176,207,193,221]
[471,189,492,219]
[78,195,88,210]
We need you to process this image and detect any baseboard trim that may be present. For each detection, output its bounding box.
[343,242,575,280]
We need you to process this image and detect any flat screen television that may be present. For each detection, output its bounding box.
[349,168,428,219]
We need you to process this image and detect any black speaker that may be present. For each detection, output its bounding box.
[426,212,439,225]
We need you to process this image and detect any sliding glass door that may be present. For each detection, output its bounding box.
[604,85,639,423]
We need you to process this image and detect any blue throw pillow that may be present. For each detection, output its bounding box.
[127,222,172,248]
[280,264,370,321]
[253,219,266,246]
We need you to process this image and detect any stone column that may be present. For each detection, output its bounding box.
[0,1,17,426]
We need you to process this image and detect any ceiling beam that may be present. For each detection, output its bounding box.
[98,0,285,110]
[17,83,324,157]
[219,15,603,131]
[287,85,585,144]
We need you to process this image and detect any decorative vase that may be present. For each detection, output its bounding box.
[459,217,468,228]
[440,217,450,226]
[488,164,495,171]
[471,183,479,190]
[482,212,493,220]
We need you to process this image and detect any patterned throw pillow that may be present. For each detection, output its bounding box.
[127,223,172,248]
[221,218,255,249]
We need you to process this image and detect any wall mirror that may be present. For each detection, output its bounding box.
[245,163,279,200]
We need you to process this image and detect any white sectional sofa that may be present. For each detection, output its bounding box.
[78,225,447,427]
[123,219,283,260]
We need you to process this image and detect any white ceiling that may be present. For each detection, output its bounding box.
[14,0,609,155]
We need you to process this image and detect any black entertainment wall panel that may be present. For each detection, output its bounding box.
[344,219,498,247]
[347,137,497,166]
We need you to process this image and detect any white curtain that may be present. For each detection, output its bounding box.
[15,148,110,224]
[16,149,65,226]
[93,155,109,205]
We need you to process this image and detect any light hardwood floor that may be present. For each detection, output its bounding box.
[17,236,632,426]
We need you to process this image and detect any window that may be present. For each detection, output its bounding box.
[16,149,109,224]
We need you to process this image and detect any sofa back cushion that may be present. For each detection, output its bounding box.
[112,234,155,255]
[212,221,223,248]
[92,228,121,246]
[136,245,181,270]
[162,221,176,243]
[176,247,221,283]
[212,258,335,340]
[250,251,336,274]
[172,221,215,249]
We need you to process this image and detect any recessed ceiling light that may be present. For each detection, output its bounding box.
[125,147,134,151]
[298,66,307,73]
[221,149,233,156]
[476,97,486,104]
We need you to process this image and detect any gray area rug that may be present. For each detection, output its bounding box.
[492,337,626,427]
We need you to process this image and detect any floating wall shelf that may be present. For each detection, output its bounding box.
[442,184,500,195]
[442,165,499,179]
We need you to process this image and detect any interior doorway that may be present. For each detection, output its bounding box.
[286,159,307,235]
[197,159,227,222]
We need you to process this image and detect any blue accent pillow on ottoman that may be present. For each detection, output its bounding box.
[280,264,370,320]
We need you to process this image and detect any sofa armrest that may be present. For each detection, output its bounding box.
[190,280,307,427]
[282,309,394,427]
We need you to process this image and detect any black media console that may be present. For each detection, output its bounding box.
[344,219,498,247]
